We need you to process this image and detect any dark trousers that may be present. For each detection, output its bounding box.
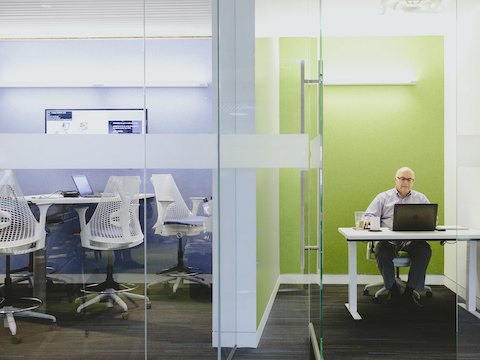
[374,240,432,290]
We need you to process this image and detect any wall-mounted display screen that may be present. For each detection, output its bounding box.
[45,109,147,134]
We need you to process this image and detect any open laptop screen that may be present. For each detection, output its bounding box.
[71,175,94,196]
[392,203,438,231]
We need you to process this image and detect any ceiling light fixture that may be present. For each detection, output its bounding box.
[380,0,449,14]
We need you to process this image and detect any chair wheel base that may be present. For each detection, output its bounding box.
[372,297,380,304]
[363,289,369,296]
[426,291,433,298]
[121,312,129,320]
[146,302,152,309]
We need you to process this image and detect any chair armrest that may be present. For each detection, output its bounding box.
[190,197,206,216]
[153,198,175,229]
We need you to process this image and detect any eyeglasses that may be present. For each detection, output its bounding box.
[396,177,415,182]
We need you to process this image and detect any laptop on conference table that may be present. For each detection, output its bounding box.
[392,203,438,231]
[71,175,102,198]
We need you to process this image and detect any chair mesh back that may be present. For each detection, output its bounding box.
[87,176,142,245]
[151,174,191,221]
[0,170,41,253]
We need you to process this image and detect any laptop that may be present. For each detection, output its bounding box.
[71,175,102,198]
[392,203,438,231]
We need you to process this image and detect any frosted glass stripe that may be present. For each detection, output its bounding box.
[0,134,145,169]
[0,134,309,169]
[220,134,309,169]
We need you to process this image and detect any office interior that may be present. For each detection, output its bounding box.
[0,0,479,358]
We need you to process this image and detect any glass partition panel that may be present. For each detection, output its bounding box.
[321,0,456,358]
[0,0,148,356]
[144,2,216,356]
[216,0,322,358]
[456,0,480,358]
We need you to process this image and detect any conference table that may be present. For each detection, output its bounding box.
[26,193,154,306]
[338,227,480,320]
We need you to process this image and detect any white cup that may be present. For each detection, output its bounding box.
[370,216,381,231]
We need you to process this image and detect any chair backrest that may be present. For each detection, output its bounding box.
[85,176,143,248]
[151,174,192,221]
[0,169,45,254]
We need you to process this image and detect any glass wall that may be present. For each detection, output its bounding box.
[0,0,149,356]
[215,0,322,358]
[455,0,480,358]
[0,0,324,358]
[0,1,218,358]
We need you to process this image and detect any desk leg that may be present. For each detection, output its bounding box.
[33,248,47,311]
[345,241,361,320]
[466,240,478,314]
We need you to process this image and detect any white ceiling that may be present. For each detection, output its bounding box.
[0,0,213,38]
[0,0,455,39]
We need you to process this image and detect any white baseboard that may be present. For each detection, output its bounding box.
[322,274,445,286]
[279,273,444,286]
[255,276,281,346]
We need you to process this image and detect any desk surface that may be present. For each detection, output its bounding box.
[26,193,154,206]
[338,227,480,241]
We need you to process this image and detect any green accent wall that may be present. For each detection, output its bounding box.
[254,35,444,328]
[323,36,445,275]
[255,38,281,327]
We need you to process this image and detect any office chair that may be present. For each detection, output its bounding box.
[74,176,150,319]
[363,241,433,303]
[0,170,57,344]
[0,206,70,296]
[148,174,211,295]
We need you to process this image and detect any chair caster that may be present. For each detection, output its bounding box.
[426,291,433,298]
[12,335,22,344]
[372,297,380,304]
[363,289,369,296]
[121,312,129,320]
[146,301,152,309]
[49,323,57,331]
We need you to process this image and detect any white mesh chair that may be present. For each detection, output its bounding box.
[148,174,210,294]
[0,170,56,344]
[75,176,150,318]
[363,241,433,303]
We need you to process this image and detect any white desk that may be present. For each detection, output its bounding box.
[338,227,480,320]
[26,193,154,205]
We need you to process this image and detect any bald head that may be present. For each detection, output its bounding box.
[395,167,415,179]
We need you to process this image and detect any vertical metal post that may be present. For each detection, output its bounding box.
[300,60,306,272]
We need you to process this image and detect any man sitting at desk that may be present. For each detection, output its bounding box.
[364,166,431,309]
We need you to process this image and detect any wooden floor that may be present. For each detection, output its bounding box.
[1,283,480,359]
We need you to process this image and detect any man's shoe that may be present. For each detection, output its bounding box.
[403,293,424,309]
